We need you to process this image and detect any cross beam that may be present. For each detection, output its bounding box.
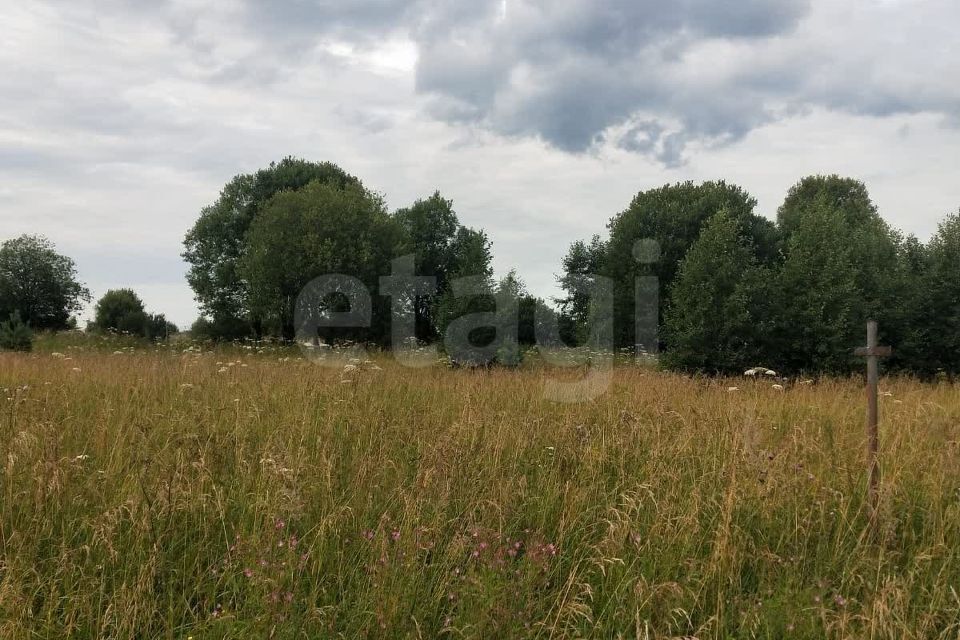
[854,320,891,522]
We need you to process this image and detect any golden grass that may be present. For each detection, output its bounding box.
[1,341,959,638]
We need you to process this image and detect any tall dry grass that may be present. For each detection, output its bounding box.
[1,339,959,638]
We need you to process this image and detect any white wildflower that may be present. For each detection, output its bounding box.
[772,384,785,391]
[745,367,777,377]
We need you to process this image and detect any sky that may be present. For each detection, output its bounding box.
[1,0,959,329]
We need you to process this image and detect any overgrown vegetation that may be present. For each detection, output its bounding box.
[0,311,32,351]
[1,342,959,638]
[0,234,89,330]
[179,161,960,375]
[90,288,177,340]
[560,176,960,376]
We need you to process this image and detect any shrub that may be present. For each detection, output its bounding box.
[0,311,33,351]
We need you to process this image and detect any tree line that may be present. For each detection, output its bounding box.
[559,176,960,376]
[182,158,556,349]
[0,236,176,350]
[2,157,959,376]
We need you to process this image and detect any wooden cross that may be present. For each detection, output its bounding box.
[854,320,892,521]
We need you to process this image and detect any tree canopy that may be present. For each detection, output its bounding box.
[909,212,960,375]
[0,235,89,330]
[591,181,778,349]
[91,288,177,340]
[241,180,400,342]
[394,192,479,341]
[8,157,959,377]
[183,157,362,338]
[563,175,960,375]
[176,162,960,374]
[663,210,773,373]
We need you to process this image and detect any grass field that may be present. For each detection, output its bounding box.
[2,336,960,638]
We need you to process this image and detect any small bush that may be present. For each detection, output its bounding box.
[0,311,33,351]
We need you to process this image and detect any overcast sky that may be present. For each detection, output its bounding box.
[2,0,959,328]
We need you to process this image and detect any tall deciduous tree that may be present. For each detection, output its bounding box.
[240,180,401,342]
[773,198,862,373]
[912,211,960,375]
[91,288,177,340]
[663,210,773,373]
[183,158,361,338]
[603,181,778,348]
[0,235,90,330]
[394,192,462,340]
[556,234,607,345]
[774,175,903,373]
[434,226,495,336]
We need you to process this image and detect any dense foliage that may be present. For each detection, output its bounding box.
[4,158,957,375]
[90,288,177,340]
[560,175,960,375]
[182,158,362,339]
[0,311,33,351]
[0,235,89,330]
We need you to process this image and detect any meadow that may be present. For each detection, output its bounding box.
[1,335,959,639]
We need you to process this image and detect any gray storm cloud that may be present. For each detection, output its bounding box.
[220,0,957,165]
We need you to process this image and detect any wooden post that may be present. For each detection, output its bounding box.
[854,320,891,522]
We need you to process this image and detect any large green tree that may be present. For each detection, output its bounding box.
[394,192,462,341]
[576,181,778,348]
[778,175,878,238]
[92,289,148,335]
[434,226,495,336]
[91,288,177,340]
[240,180,401,342]
[773,176,904,373]
[556,234,607,345]
[778,175,900,324]
[772,197,862,373]
[663,210,774,373]
[909,211,960,375]
[0,235,90,330]
[183,158,361,338]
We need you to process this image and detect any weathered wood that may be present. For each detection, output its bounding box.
[854,320,891,523]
